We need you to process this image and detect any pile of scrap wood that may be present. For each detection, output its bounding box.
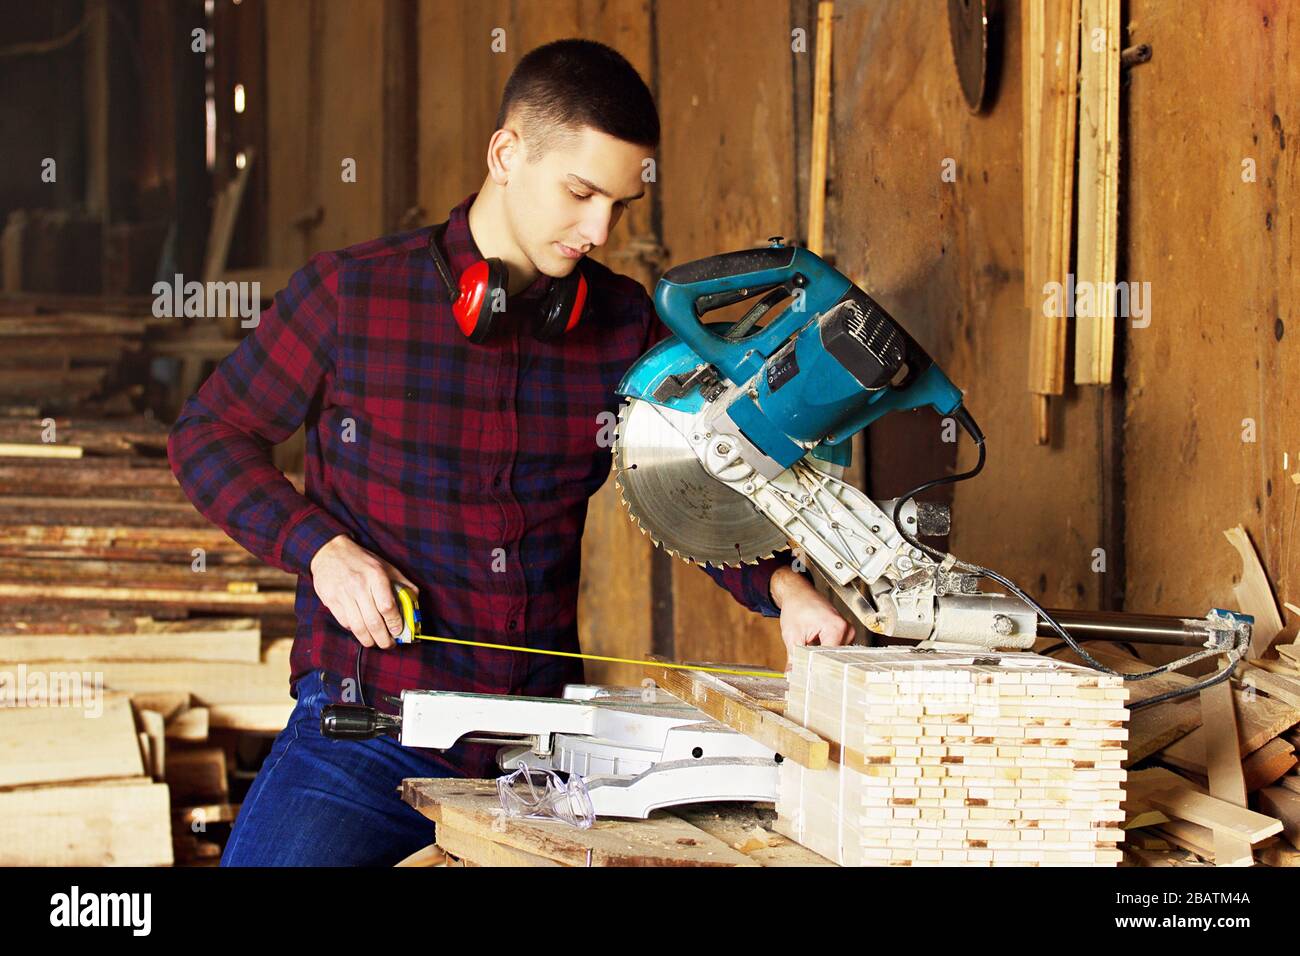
[0,403,299,865]
[1054,525,1300,867]
[1087,636,1300,867]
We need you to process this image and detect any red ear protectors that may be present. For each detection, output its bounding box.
[428,221,587,344]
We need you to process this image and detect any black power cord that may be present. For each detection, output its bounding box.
[888,406,1246,708]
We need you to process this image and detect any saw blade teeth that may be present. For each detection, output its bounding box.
[613,395,788,568]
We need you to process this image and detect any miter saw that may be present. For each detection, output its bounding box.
[610,238,1251,699]
[321,239,1252,820]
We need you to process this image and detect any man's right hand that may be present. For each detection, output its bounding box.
[309,534,418,650]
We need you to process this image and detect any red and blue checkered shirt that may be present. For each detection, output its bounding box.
[168,192,795,777]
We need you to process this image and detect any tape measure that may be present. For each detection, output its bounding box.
[392,581,423,644]
[388,581,782,680]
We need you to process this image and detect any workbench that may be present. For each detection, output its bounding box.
[401,778,833,867]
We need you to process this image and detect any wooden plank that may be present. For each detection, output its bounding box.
[0,417,169,454]
[207,702,294,731]
[437,824,564,867]
[20,638,293,706]
[1160,688,1300,776]
[0,496,195,512]
[1224,525,1284,657]
[1199,681,1254,865]
[165,747,228,802]
[716,672,788,711]
[0,626,262,663]
[645,662,829,769]
[402,777,759,867]
[1242,667,1300,708]
[1144,786,1280,843]
[672,803,834,866]
[0,780,172,865]
[137,707,166,779]
[1258,787,1300,850]
[165,706,209,742]
[1241,738,1298,792]
[0,582,295,614]
[1073,0,1121,384]
[806,0,834,255]
[1126,844,1205,867]
[0,524,240,556]
[1154,820,1216,862]
[1025,0,1080,442]
[1258,842,1300,867]
[0,457,178,491]
[0,443,82,459]
[314,1,386,251]
[1247,657,1300,678]
[0,692,145,788]
[129,691,191,720]
[1021,0,1043,310]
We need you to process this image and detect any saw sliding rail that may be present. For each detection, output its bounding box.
[1036,609,1242,648]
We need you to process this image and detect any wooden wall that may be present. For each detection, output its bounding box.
[831,0,1297,639]
[1123,1,1297,623]
[831,2,1115,619]
[254,0,1298,683]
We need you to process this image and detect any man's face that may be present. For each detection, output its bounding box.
[503,125,652,278]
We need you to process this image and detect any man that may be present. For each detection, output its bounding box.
[169,38,852,867]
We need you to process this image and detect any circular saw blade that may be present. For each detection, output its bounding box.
[613,398,788,568]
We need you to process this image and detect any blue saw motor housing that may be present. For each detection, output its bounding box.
[616,240,966,472]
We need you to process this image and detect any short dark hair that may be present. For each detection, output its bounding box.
[496,39,659,161]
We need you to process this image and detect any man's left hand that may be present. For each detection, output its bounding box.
[770,565,855,660]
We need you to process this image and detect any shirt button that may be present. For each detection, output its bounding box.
[508,620,518,631]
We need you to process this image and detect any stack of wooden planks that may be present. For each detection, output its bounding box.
[0,404,299,865]
[0,298,165,412]
[775,646,1129,866]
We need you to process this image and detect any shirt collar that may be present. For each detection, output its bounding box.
[442,192,552,302]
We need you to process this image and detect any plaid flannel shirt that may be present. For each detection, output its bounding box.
[168,192,797,778]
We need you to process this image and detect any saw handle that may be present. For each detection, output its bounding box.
[321,703,401,740]
[654,242,852,384]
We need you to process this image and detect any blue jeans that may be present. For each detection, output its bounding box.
[220,669,461,866]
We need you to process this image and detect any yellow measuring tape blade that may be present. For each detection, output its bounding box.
[410,633,784,680]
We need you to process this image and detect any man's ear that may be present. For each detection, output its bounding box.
[485,128,518,185]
